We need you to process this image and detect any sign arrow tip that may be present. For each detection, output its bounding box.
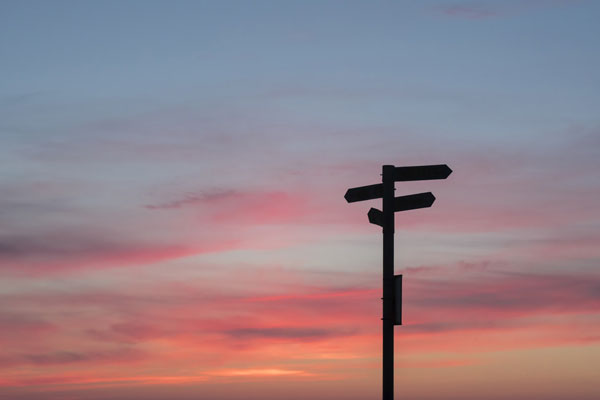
[427,192,436,205]
[443,165,453,178]
[343,190,352,203]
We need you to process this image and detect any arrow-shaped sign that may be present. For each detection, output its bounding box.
[394,192,435,211]
[344,165,451,203]
[367,192,435,227]
[344,183,383,203]
[393,164,452,182]
[368,207,383,227]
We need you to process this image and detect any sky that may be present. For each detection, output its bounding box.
[1,0,599,399]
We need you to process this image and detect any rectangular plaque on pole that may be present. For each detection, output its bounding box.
[394,274,402,326]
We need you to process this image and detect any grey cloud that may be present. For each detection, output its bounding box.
[226,327,355,340]
[144,189,239,210]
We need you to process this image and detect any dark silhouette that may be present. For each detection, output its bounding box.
[344,164,452,400]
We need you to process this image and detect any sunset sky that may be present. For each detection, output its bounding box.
[1,1,599,399]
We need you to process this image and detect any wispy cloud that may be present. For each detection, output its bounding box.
[144,189,238,210]
[0,349,146,368]
[225,327,356,340]
[208,368,309,377]
[0,230,227,275]
[1,261,598,392]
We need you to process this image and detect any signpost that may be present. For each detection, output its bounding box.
[344,164,452,400]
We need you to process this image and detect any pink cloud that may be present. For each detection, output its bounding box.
[146,189,311,225]
[0,232,240,276]
[144,189,239,210]
[5,126,598,281]
[208,368,309,377]
[0,313,56,342]
[1,373,209,389]
[0,348,147,368]
[0,265,598,393]
[406,267,600,314]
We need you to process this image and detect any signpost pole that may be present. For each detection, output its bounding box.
[382,165,395,400]
[344,163,452,400]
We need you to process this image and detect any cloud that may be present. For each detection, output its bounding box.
[14,262,593,348]
[0,262,598,392]
[0,312,56,340]
[146,189,311,225]
[0,231,209,275]
[408,270,600,313]
[396,267,600,346]
[2,373,209,389]
[144,189,238,210]
[225,327,354,340]
[244,288,379,303]
[0,348,146,368]
[25,349,146,366]
[208,368,308,377]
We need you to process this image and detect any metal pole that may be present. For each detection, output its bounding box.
[382,165,395,400]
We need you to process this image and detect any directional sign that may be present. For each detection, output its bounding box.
[367,193,435,226]
[344,163,452,400]
[344,183,383,203]
[394,192,435,212]
[393,164,452,182]
[368,208,383,227]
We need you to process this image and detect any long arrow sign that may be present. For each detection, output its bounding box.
[394,164,452,181]
[395,191,435,211]
[367,192,436,227]
[344,183,383,203]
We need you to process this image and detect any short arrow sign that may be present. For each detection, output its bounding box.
[394,192,436,212]
[394,164,452,182]
[368,208,383,227]
[344,183,383,203]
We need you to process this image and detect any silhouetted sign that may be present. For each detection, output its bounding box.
[344,183,383,203]
[344,163,452,400]
[394,192,435,211]
[393,164,452,181]
[345,165,451,203]
[368,208,383,227]
[394,275,402,325]
[368,193,435,226]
